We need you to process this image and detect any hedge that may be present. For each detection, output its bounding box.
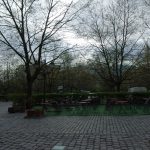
[0,95,8,101]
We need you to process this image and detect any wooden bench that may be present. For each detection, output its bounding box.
[115,100,128,105]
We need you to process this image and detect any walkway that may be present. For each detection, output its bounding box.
[0,102,150,150]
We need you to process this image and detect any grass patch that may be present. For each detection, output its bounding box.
[45,105,150,116]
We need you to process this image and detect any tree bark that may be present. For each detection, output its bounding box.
[26,79,33,109]
[26,70,33,109]
[116,84,121,92]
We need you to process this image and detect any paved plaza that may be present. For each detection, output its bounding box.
[0,102,150,150]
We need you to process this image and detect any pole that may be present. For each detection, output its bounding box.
[43,72,46,103]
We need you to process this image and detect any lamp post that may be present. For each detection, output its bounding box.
[43,67,47,103]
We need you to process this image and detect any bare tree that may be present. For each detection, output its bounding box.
[77,0,143,91]
[145,0,150,6]
[131,43,150,88]
[0,0,83,108]
[59,51,74,91]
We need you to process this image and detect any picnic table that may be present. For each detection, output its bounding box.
[79,99,92,106]
[115,100,128,105]
[107,98,129,107]
[40,102,52,110]
[143,97,150,104]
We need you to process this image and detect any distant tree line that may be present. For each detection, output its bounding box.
[0,44,149,94]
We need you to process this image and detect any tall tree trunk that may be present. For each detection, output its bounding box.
[116,83,121,92]
[26,77,33,109]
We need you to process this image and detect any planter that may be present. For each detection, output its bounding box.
[25,109,44,118]
[8,106,25,113]
[8,107,15,113]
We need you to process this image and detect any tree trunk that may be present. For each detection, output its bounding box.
[116,84,121,92]
[26,78,33,109]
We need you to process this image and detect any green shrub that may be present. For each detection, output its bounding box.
[7,94,26,106]
[0,95,8,101]
[33,106,43,111]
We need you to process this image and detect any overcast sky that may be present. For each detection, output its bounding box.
[0,0,148,65]
[62,0,146,45]
[61,0,150,64]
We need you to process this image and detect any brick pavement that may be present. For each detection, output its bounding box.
[0,102,150,150]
